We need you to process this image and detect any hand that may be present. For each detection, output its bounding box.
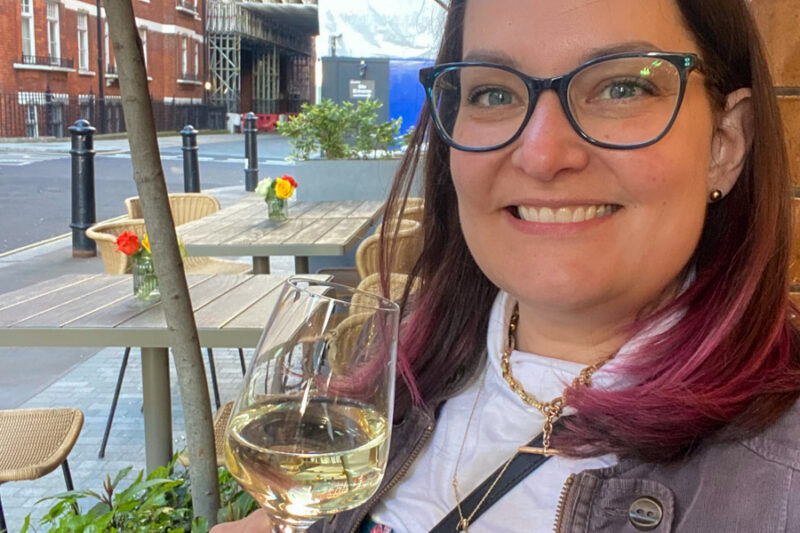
[210,509,272,533]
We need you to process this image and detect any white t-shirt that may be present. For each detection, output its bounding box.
[370,291,619,532]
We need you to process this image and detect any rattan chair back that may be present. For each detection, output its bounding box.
[0,408,83,483]
[356,219,422,279]
[86,219,147,274]
[352,273,419,312]
[125,193,222,227]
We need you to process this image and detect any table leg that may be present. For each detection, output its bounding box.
[141,347,172,473]
[252,256,270,274]
[294,256,309,274]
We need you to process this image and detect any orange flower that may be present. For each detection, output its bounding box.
[115,231,141,256]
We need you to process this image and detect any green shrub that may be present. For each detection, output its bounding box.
[277,99,402,160]
[20,456,259,532]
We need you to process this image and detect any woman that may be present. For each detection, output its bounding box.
[214,0,800,531]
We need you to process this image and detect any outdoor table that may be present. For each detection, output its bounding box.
[0,273,326,472]
[177,196,385,274]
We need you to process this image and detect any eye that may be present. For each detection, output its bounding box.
[467,86,517,107]
[595,78,658,101]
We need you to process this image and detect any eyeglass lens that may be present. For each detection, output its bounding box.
[431,56,683,149]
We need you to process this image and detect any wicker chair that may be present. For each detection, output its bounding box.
[352,272,419,312]
[356,219,423,279]
[326,312,375,375]
[178,400,233,468]
[0,408,83,531]
[398,197,424,224]
[124,194,252,275]
[125,193,221,226]
[86,218,249,458]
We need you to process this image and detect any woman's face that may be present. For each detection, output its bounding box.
[451,0,723,343]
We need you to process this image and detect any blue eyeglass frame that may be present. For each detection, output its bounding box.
[418,51,701,152]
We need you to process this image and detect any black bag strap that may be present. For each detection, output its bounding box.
[429,425,558,533]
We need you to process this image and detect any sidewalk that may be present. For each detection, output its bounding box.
[0,132,244,155]
[0,185,295,531]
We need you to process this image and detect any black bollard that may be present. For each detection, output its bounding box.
[181,124,200,192]
[69,119,97,257]
[243,112,258,191]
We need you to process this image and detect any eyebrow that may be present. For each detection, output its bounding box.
[462,41,665,70]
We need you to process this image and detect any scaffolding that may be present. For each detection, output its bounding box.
[206,0,316,113]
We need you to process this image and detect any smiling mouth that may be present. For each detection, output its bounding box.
[511,204,622,223]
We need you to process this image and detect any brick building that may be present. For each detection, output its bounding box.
[0,0,213,138]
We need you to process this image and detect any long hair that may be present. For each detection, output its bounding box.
[382,0,800,461]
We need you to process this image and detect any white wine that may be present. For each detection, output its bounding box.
[225,397,390,527]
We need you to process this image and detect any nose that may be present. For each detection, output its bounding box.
[509,91,590,181]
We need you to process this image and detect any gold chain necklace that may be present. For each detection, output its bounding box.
[451,373,515,532]
[500,304,610,455]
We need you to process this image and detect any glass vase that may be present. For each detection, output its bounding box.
[267,197,288,221]
[132,253,160,301]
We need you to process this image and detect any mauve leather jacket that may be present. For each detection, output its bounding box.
[309,396,800,533]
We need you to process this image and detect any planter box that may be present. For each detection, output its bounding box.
[292,157,422,202]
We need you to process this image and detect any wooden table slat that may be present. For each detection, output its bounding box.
[67,274,215,327]
[0,276,128,328]
[0,274,103,312]
[18,279,134,327]
[315,217,374,246]
[178,198,384,260]
[193,275,285,328]
[119,275,254,328]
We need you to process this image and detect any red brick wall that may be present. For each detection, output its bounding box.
[0,0,205,102]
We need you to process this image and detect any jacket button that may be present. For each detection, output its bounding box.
[628,496,663,531]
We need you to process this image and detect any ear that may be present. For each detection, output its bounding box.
[707,88,754,199]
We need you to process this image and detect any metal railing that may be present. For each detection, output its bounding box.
[0,93,226,138]
[21,55,74,69]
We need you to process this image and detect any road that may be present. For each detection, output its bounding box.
[0,133,295,254]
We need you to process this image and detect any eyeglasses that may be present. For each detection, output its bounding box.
[419,52,701,151]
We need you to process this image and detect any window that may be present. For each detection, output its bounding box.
[194,40,199,75]
[139,27,147,68]
[181,36,188,76]
[47,2,60,61]
[21,0,35,57]
[25,105,38,138]
[77,13,89,70]
[104,22,112,72]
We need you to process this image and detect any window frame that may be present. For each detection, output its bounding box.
[77,12,89,71]
[47,1,61,61]
[21,0,36,57]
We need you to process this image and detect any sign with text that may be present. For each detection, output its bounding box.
[349,80,375,99]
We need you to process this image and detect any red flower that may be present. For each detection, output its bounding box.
[115,231,141,256]
[282,175,298,188]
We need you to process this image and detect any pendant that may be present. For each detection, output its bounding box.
[457,518,470,532]
[518,446,560,456]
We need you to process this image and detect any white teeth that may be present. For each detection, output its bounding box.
[516,204,616,223]
[539,207,555,223]
[518,205,538,222]
[555,207,572,223]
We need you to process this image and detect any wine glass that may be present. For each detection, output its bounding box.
[224,276,400,532]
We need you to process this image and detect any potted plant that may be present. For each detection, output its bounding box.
[276,99,420,203]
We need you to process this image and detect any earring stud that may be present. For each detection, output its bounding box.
[709,189,723,202]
